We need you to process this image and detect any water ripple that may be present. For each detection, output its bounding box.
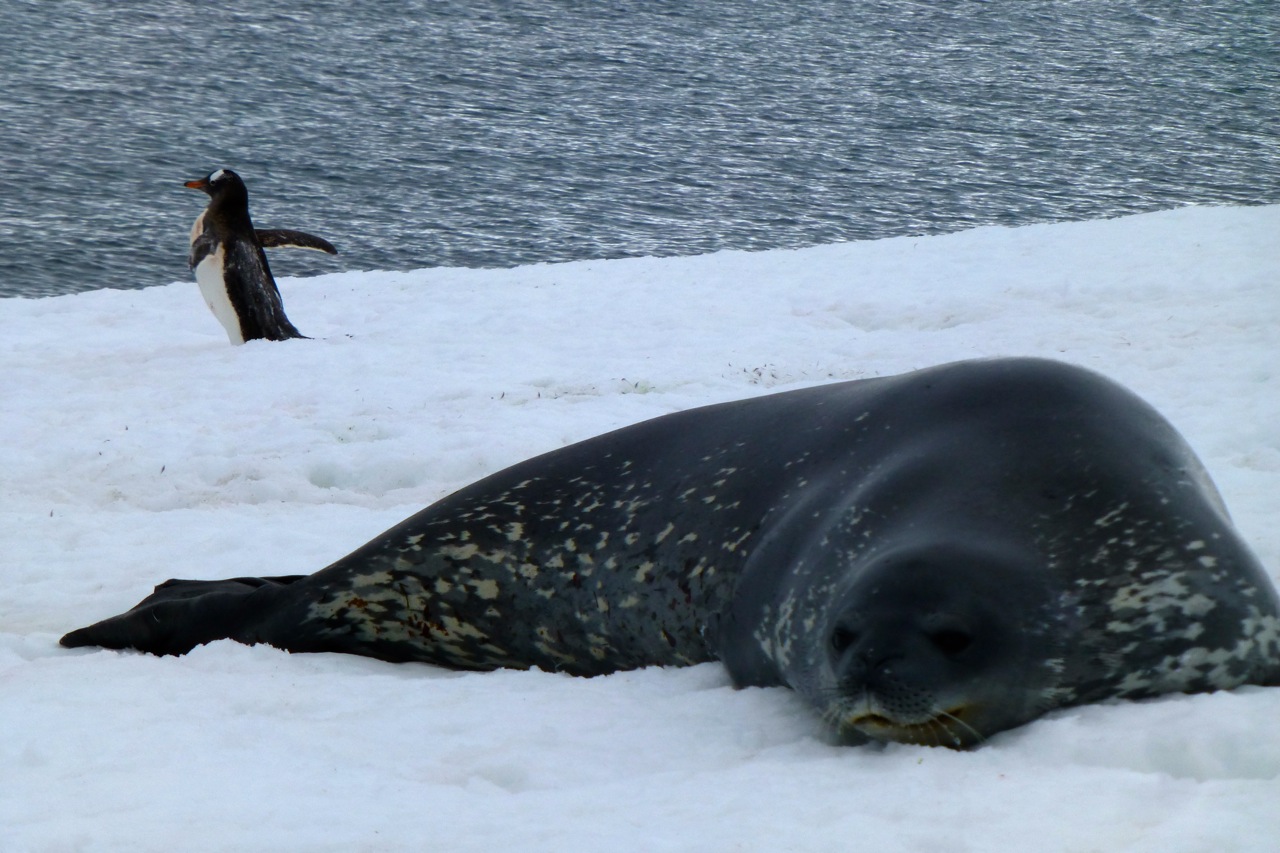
[0,0,1276,297]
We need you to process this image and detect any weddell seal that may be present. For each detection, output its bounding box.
[184,168,338,344]
[61,358,1280,748]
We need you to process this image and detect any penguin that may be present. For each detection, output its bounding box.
[184,168,338,344]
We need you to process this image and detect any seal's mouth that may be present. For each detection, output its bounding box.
[843,707,979,749]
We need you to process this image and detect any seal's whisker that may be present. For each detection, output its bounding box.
[934,707,984,748]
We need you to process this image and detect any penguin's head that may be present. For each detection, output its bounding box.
[183,168,246,198]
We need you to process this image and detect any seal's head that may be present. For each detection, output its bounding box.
[809,542,1067,748]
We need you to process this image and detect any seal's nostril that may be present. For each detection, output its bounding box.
[929,629,972,656]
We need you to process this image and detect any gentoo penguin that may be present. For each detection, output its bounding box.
[184,168,337,344]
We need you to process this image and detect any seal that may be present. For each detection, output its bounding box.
[61,358,1280,747]
[184,168,338,344]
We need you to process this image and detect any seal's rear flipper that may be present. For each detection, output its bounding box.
[60,576,303,656]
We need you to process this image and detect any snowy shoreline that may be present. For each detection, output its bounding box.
[3,206,1278,851]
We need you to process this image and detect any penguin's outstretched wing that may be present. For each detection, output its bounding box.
[255,229,338,254]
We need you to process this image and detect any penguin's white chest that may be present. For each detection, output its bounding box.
[193,247,246,345]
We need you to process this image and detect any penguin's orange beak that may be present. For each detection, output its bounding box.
[183,178,208,190]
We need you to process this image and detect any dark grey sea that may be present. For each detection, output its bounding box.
[2,0,1277,297]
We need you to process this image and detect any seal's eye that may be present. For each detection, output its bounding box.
[929,628,972,656]
[830,626,858,654]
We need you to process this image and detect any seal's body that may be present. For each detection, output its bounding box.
[184,169,337,344]
[63,359,1280,747]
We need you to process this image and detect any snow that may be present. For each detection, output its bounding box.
[3,205,1279,851]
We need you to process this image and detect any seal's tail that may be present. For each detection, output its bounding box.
[60,575,304,656]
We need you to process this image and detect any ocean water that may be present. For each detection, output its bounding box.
[2,0,1277,298]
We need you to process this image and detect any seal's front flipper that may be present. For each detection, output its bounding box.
[60,576,302,656]
[255,229,338,254]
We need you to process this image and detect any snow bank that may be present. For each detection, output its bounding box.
[2,205,1277,851]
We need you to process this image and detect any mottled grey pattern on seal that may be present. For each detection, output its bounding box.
[62,358,1280,747]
